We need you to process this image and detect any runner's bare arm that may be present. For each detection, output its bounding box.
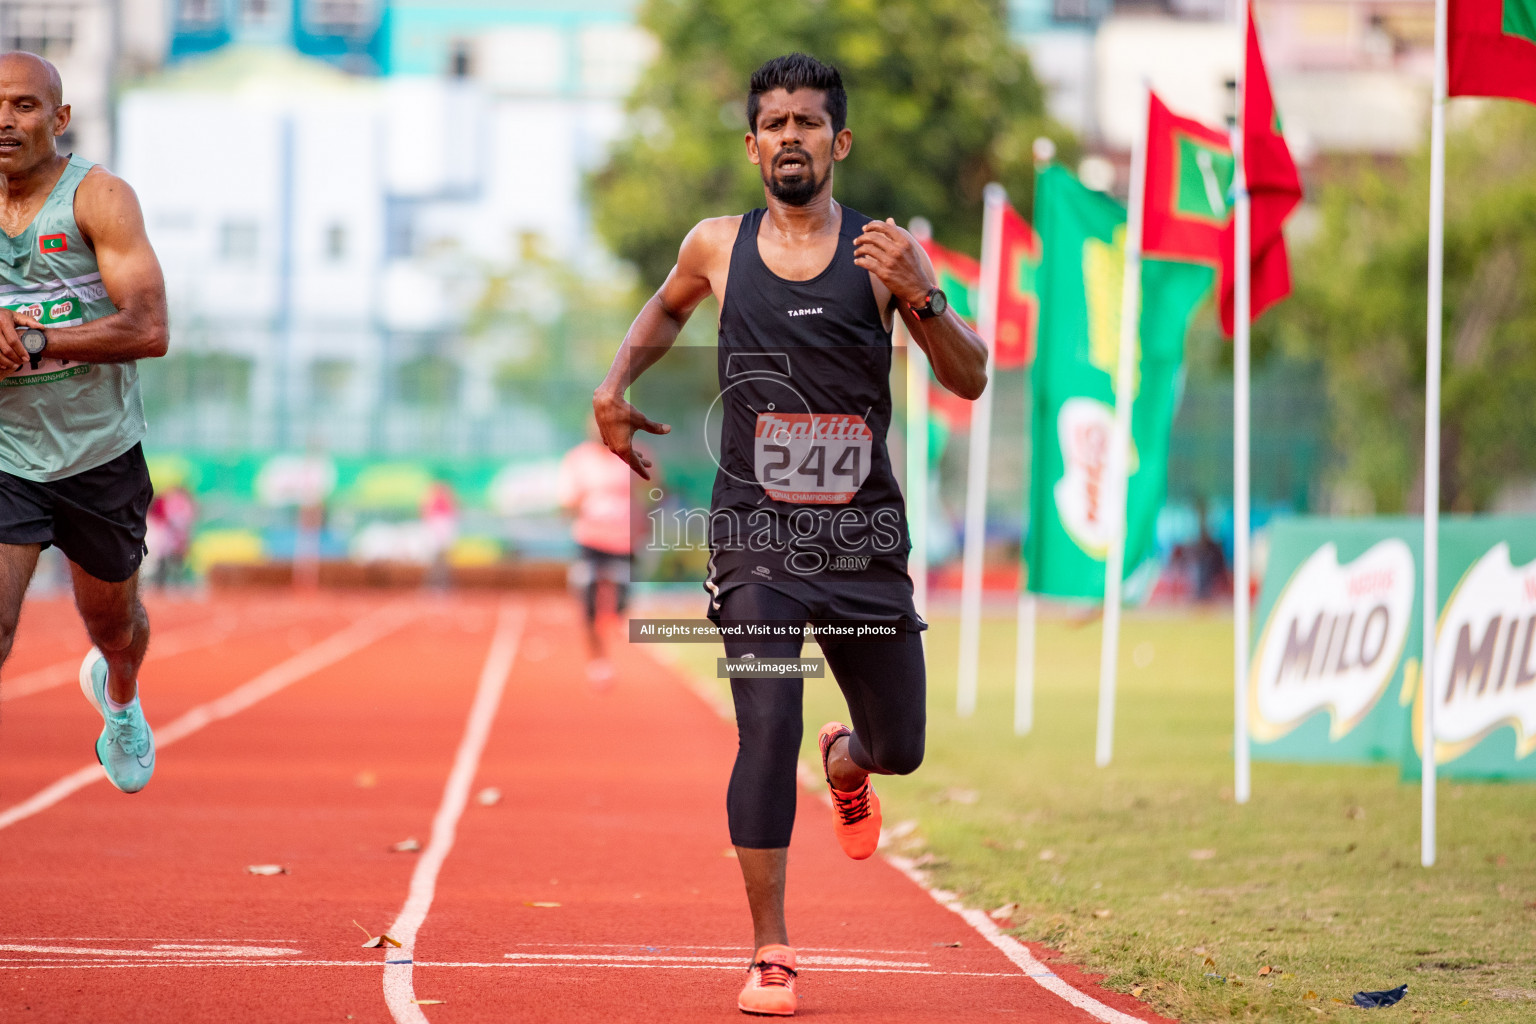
[9,168,169,364]
[594,217,734,479]
[853,219,987,400]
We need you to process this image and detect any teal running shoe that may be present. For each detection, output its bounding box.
[79,648,155,794]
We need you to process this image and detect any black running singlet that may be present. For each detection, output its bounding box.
[705,206,916,615]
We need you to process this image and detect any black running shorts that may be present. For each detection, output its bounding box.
[0,443,153,583]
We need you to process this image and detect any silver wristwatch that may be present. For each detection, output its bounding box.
[20,328,47,370]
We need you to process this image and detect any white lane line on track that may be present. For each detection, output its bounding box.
[1,615,245,703]
[0,598,324,703]
[0,944,300,958]
[0,961,1022,976]
[0,603,416,833]
[505,942,927,956]
[883,852,1155,1024]
[382,602,525,1024]
[503,952,929,968]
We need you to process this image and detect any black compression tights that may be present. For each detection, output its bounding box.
[720,585,927,850]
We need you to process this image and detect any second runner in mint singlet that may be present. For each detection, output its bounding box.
[0,52,170,799]
[0,153,145,481]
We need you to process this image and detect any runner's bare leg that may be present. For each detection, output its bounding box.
[735,846,790,950]
[824,733,871,791]
[69,563,149,705]
[0,544,42,688]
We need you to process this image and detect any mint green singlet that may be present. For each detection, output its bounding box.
[0,154,146,482]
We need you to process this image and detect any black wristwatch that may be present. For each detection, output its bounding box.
[20,328,46,370]
[910,287,947,320]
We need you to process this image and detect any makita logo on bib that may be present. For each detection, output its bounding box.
[787,307,823,317]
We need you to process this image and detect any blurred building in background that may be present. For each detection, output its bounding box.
[0,0,166,161]
[1011,0,1435,156]
[117,0,650,462]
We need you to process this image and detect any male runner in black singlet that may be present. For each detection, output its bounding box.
[593,54,986,1016]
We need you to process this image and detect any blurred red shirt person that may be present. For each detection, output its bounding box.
[558,439,635,558]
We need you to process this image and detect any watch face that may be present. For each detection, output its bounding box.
[929,289,947,317]
[20,330,45,355]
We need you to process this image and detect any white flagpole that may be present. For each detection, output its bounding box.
[1014,589,1036,735]
[957,185,1005,718]
[1096,84,1150,767]
[1233,0,1254,806]
[1016,141,1056,739]
[902,310,931,622]
[1421,0,1449,869]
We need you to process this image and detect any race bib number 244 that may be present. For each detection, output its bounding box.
[754,412,872,504]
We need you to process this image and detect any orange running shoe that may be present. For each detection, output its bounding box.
[818,721,882,860]
[738,944,797,1016]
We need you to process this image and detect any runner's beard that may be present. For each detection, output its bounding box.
[765,157,827,206]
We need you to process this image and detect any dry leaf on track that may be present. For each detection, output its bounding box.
[389,838,422,853]
[476,787,502,806]
[354,920,402,948]
[246,864,287,875]
[525,901,561,908]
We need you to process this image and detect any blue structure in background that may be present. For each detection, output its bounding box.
[168,0,638,79]
[169,0,389,73]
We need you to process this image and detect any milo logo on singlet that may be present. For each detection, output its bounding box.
[1,285,96,388]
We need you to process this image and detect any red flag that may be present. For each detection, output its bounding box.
[919,238,981,323]
[1450,0,1536,105]
[916,239,978,428]
[1142,90,1232,266]
[1220,3,1302,336]
[994,204,1041,369]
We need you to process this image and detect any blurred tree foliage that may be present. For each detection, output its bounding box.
[1267,103,1536,513]
[466,239,643,434]
[590,0,1073,290]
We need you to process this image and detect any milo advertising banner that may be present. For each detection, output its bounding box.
[1250,518,1421,764]
[1252,516,1536,780]
[1406,518,1536,780]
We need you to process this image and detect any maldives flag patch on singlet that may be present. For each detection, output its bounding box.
[754,412,872,504]
[38,233,67,253]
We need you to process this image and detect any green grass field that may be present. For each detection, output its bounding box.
[659,608,1536,1023]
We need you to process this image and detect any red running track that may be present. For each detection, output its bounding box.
[0,591,1174,1023]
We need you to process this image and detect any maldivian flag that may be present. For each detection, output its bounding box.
[915,238,979,428]
[1219,3,1302,336]
[1143,91,1232,267]
[1026,165,1212,599]
[1451,0,1536,104]
[921,238,981,324]
[995,204,1041,369]
[922,217,1039,369]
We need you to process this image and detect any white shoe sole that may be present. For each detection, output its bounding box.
[78,646,107,717]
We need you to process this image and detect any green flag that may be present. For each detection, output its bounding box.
[1026,165,1212,600]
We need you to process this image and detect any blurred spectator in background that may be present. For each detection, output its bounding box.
[558,423,640,685]
[145,486,196,591]
[1192,511,1229,602]
[421,476,459,590]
